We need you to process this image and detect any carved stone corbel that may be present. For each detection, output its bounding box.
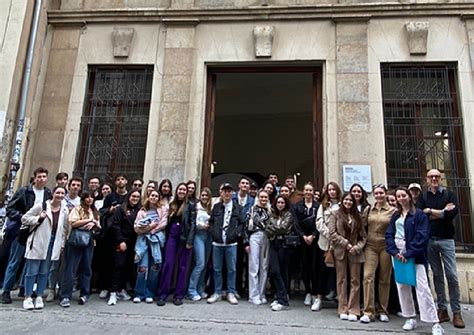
[112,28,135,58]
[253,26,275,58]
[405,22,429,55]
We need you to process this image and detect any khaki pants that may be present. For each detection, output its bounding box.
[335,257,362,315]
[362,244,392,318]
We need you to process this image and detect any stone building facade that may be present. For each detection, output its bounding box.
[1,0,474,301]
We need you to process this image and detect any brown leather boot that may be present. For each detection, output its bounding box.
[437,309,450,323]
[452,312,465,328]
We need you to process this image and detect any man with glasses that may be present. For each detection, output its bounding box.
[417,169,465,329]
[131,178,143,192]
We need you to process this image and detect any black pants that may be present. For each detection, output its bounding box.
[269,239,290,306]
[235,238,247,296]
[0,237,13,287]
[301,239,324,296]
[319,251,337,296]
[94,232,115,291]
[110,242,136,292]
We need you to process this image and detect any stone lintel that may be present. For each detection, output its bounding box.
[405,21,429,55]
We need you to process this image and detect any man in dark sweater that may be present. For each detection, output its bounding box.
[417,169,465,329]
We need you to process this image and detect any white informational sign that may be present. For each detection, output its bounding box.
[342,165,372,192]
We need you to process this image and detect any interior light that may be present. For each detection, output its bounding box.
[435,131,442,136]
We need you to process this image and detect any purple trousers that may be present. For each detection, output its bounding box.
[157,222,192,300]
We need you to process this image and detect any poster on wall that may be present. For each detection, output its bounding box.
[342,165,372,192]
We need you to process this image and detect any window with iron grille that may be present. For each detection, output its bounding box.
[74,66,153,184]
[381,63,472,245]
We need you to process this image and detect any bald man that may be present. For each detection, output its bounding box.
[417,169,464,329]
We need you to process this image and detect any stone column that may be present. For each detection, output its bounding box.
[335,20,370,166]
[28,26,81,175]
[155,22,196,184]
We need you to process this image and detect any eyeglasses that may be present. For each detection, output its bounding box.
[133,183,142,187]
[427,175,441,179]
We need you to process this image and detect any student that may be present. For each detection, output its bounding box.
[55,172,69,189]
[131,178,143,192]
[329,192,367,321]
[349,183,370,218]
[158,179,173,208]
[186,180,198,204]
[386,187,444,335]
[87,177,101,201]
[145,180,159,198]
[94,182,113,212]
[64,177,83,210]
[21,186,69,310]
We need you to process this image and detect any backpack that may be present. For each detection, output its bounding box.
[17,201,47,248]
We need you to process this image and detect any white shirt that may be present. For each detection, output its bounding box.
[33,187,44,206]
[213,200,237,246]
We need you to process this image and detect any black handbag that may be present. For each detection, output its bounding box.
[283,219,303,248]
[18,201,47,247]
[68,229,92,248]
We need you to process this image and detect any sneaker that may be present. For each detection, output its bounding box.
[173,298,183,306]
[133,297,141,303]
[261,298,267,304]
[23,297,35,310]
[191,295,201,302]
[156,298,166,306]
[107,292,117,306]
[311,298,322,311]
[46,289,56,302]
[117,289,131,301]
[0,291,12,304]
[145,297,154,304]
[248,298,262,305]
[270,300,278,308]
[379,314,389,322]
[452,312,465,329]
[227,293,238,305]
[207,293,221,304]
[304,293,312,306]
[78,296,88,305]
[200,292,208,299]
[272,303,289,311]
[325,290,337,301]
[234,292,241,299]
[98,290,108,299]
[348,314,358,322]
[360,315,372,323]
[34,296,44,309]
[432,323,445,335]
[402,318,417,331]
[340,313,349,320]
[59,298,70,308]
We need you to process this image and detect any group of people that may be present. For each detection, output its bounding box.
[0,168,466,335]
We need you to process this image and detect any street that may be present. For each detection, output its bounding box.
[0,291,472,334]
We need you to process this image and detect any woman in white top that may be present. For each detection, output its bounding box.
[187,187,213,301]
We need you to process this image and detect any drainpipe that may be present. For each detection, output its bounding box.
[5,0,42,202]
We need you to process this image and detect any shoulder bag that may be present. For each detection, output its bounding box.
[18,201,47,247]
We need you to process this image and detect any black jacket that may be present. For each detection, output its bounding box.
[5,185,52,238]
[209,199,245,245]
[167,201,197,246]
[292,200,319,237]
[112,205,139,245]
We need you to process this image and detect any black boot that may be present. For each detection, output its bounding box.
[1,291,12,304]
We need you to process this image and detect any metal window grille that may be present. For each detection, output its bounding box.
[74,66,153,183]
[381,64,472,246]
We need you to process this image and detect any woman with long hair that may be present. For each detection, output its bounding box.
[360,184,396,323]
[107,190,142,305]
[186,180,198,204]
[156,183,196,306]
[133,189,168,303]
[145,180,159,198]
[60,192,101,307]
[246,189,272,305]
[350,183,371,218]
[329,192,367,321]
[21,186,69,310]
[262,181,277,204]
[187,187,213,301]
[385,187,443,334]
[158,179,173,208]
[265,195,294,311]
[94,182,113,211]
[293,182,321,310]
[315,181,342,304]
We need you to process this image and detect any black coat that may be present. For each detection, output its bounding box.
[112,205,139,245]
[209,200,245,245]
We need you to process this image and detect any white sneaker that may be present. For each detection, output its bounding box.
[133,297,141,303]
[403,318,417,331]
[145,297,154,303]
[348,314,358,322]
[379,314,389,322]
[107,292,117,306]
[227,293,238,305]
[34,296,44,309]
[117,289,131,301]
[270,300,278,308]
[360,315,372,323]
[248,298,262,305]
[272,303,289,311]
[304,293,312,306]
[261,298,267,304]
[432,323,444,335]
[46,289,56,302]
[340,313,349,320]
[311,298,322,311]
[200,292,208,299]
[207,293,221,304]
[191,295,201,302]
[99,290,108,299]
[23,297,35,310]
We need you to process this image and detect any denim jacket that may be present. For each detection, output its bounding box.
[134,232,166,265]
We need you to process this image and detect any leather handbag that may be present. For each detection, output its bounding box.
[68,229,91,248]
[324,249,335,268]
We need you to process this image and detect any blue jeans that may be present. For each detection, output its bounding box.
[61,242,94,299]
[427,238,461,313]
[188,231,212,297]
[1,237,25,292]
[213,244,237,295]
[24,236,54,296]
[134,247,161,299]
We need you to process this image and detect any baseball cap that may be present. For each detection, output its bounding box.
[220,183,234,191]
[408,183,422,191]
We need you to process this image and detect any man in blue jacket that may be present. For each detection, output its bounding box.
[417,169,465,329]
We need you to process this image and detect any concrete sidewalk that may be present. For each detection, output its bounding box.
[0,292,472,334]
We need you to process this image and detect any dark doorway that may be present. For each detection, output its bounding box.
[202,67,323,193]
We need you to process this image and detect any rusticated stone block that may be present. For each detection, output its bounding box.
[405,22,429,55]
[112,28,135,58]
[253,26,275,58]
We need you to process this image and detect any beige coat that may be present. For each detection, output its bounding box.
[21,201,69,261]
[316,202,340,251]
[328,209,367,263]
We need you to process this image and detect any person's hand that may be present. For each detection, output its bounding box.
[396,253,407,263]
[349,247,357,255]
[306,235,314,245]
[445,203,456,211]
[346,243,353,251]
[39,211,47,220]
[245,246,250,253]
[119,242,127,252]
[84,221,95,230]
[423,208,431,215]
[186,243,193,249]
[202,224,209,230]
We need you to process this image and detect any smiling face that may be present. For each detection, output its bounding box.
[426,169,442,190]
[161,182,171,196]
[279,186,290,198]
[373,187,386,204]
[220,188,233,203]
[275,197,286,211]
[148,190,160,206]
[328,184,338,200]
[88,178,100,192]
[52,187,66,203]
[342,194,354,210]
[351,186,362,203]
[176,185,188,200]
[258,191,269,207]
[264,183,274,195]
[303,184,314,200]
[396,189,411,209]
[101,184,112,197]
[84,195,94,207]
[187,183,196,197]
[200,190,210,204]
[387,194,397,207]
